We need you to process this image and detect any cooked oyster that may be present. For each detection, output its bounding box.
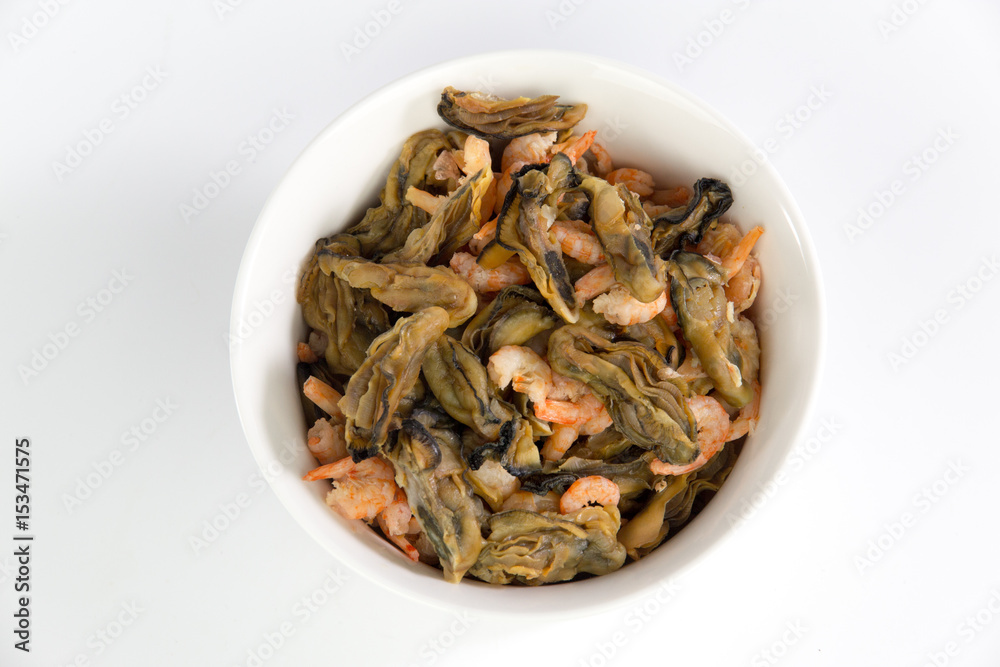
[651,178,733,255]
[547,325,699,465]
[577,176,663,303]
[340,307,451,461]
[668,252,753,408]
[461,286,557,359]
[385,419,485,583]
[469,506,625,584]
[480,155,581,322]
[437,87,587,139]
[319,255,477,328]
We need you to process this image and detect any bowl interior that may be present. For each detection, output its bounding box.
[230,50,824,616]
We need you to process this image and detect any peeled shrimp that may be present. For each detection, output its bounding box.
[720,226,764,279]
[378,489,419,561]
[297,342,319,363]
[550,129,596,164]
[496,132,557,213]
[574,264,617,303]
[469,217,497,255]
[432,150,462,183]
[460,135,492,176]
[649,395,730,476]
[727,380,761,442]
[533,395,610,434]
[449,251,531,293]
[559,475,621,514]
[726,255,761,313]
[592,286,668,326]
[606,168,655,198]
[303,376,344,419]
[307,417,348,465]
[487,346,552,405]
[650,186,691,207]
[541,423,580,462]
[405,186,447,215]
[551,219,605,264]
[303,456,397,522]
[584,140,613,177]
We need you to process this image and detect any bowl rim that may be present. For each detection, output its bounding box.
[230,48,827,617]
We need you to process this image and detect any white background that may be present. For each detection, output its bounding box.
[2,1,999,665]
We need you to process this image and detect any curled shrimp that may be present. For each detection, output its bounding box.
[297,342,319,363]
[496,132,557,213]
[449,251,531,293]
[726,255,761,313]
[303,376,344,419]
[405,186,447,215]
[307,417,348,465]
[303,456,397,522]
[432,150,462,183]
[559,475,620,514]
[606,168,655,198]
[592,286,668,326]
[650,186,691,207]
[574,264,616,302]
[720,226,764,279]
[378,489,419,561]
[550,129,596,164]
[584,140,613,177]
[487,345,552,405]
[541,423,580,462]
[727,380,761,442]
[551,219,605,264]
[459,135,492,176]
[468,217,497,255]
[649,395,730,476]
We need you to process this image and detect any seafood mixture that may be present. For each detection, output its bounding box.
[295,87,764,585]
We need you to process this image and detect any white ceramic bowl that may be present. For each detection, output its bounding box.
[230,50,825,616]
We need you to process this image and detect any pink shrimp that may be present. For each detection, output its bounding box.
[606,168,655,197]
[496,132,557,213]
[303,376,344,419]
[574,263,617,303]
[551,219,605,264]
[449,251,531,293]
[550,129,596,164]
[432,150,462,183]
[405,186,446,214]
[303,456,397,522]
[487,346,553,405]
[533,395,611,434]
[559,475,620,514]
[727,381,761,442]
[584,140,613,177]
[459,135,492,176]
[541,423,581,462]
[650,186,692,207]
[469,217,497,255]
[306,417,348,465]
[378,489,419,561]
[649,395,730,476]
[720,226,764,279]
[592,287,668,326]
